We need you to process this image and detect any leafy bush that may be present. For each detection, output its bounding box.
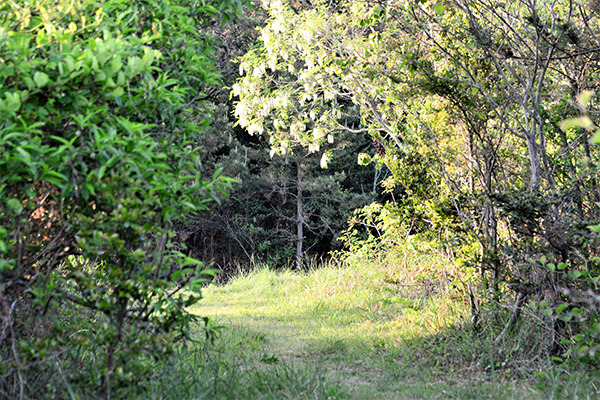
[0,0,244,398]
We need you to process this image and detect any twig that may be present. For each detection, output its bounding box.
[496,291,527,343]
[9,301,24,400]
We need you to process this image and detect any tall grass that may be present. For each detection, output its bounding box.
[146,240,600,399]
[198,240,466,345]
[147,328,345,400]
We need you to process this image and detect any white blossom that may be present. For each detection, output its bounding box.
[290,120,306,139]
[320,152,330,168]
[313,128,325,140]
[261,102,271,117]
[262,29,270,44]
[234,101,248,125]
[248,122,264,135]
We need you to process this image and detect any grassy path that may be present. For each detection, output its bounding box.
[187,264,549,399]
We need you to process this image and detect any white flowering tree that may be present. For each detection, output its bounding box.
[233,0,406,158]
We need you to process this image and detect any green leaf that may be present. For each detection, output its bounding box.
[358,153,372,166]
[172,268,194,282]
[0,259,16,272]
[98,156,119,180]
[65,56,75,73]
[142,48,156,67]
[212,167,224,181]
[188,283,203,294]
[542,308,553,317]
[33,71,50,88]
[190,277,212,288]
[42,169,68,185]
[181,201,197,210]
[556,304,568,314]
[3,92,21,113]
[95,70,107,82]
[6,198,23,215]
[109,86,124,98]
[85,182,96,195]
[16,147,33,168]
[559,313,573,322]
[592,130,600,144]
[23,77,35,90]
[110,57,123,74]
[128,56,144,76]
[200,268,219,277]
[372,5,384,19]
[182,257,202,267]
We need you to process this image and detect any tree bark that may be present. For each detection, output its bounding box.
[296,158,304,272]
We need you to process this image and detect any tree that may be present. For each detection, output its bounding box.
[0,0,244,397]
[177,4,377,273]
[234,0,600,353]
[193,101,376,272]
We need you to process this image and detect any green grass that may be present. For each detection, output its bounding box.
[149,245,600,399]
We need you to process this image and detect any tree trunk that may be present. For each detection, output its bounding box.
[296,159,303,272]
[101,296,128,400]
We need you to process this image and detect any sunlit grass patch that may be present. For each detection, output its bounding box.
[183,244,600,399]
[188,247,476,395]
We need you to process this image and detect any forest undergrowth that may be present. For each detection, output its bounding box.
[149,240,600,400]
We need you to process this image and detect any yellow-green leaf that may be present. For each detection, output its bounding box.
[559,116,593,131]
[577,90,594,109]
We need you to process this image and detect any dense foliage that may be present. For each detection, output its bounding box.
[181,7,382,273]
[234,0,600,362]
[0,0,245,398]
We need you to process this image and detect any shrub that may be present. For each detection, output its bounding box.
[0,0,242,398]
